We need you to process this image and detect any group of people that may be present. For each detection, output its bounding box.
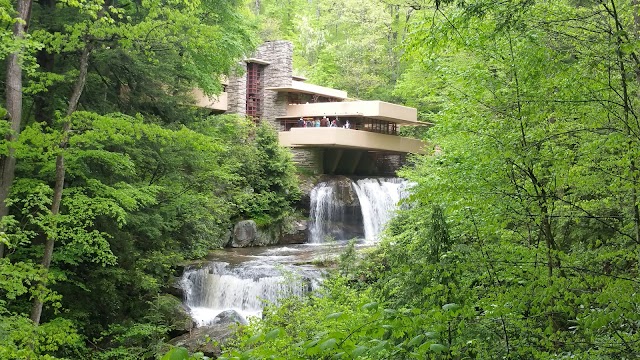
[297,116,351,129]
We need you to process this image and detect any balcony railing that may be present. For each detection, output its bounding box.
[278,127,426,154]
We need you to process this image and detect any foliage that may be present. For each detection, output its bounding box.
[0,0,303,355]
[252,0,414,101]
[220,1,640,359]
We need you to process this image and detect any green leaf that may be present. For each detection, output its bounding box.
[369,340,388,354]
[429,343,447,353]
[442,303,460,311]
[319,338,338,350]
[361,302,378,311]
[424,331,437,339]
[246,333,263,345]
[352,345,368,357]
[407,334,425,347]
[265,328,282,341]
[326,312,344,320]
[161,347,190,360]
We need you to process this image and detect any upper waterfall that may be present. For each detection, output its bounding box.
[308,177,409,243]
[352,178,410,242]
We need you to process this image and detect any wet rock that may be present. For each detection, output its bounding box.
[231,220,257,247]
[212,309,248,326]
[171,304,197,335]
[220,229,232,247]
[168,324,240,358]
[165,276,185,299]
[280,219,307,244]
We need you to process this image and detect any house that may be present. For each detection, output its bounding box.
[193,41,427,176]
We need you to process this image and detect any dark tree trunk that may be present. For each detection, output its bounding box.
[0,0,33,258]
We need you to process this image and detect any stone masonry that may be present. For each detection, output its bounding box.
[254,41,293,127]
[291,148,323,174]
[226,64,247,116]
[225,40,293,128]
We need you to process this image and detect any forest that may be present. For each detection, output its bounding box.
[2,0,640,359]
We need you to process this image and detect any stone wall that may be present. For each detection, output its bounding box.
[226,64,247,116]
[291,148,324,174]
[224,40,293,127]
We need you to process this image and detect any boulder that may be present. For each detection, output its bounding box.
[280,219,307,244]
[231,220,257,247]
[220,229,232,248]
[212,309,248,326]
[170,304,197,335]
[165,276,185,299]
[168,323,240,358]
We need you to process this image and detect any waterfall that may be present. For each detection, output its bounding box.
[180,176,410,328]
[309,177,409,243]
[308,178,365,243]
[182,261,313,326]
[309,183,346,243]
[351,178,409,242]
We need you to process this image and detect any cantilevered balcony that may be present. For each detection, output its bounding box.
[279,127,426,154]
[280,100,418,124]
[191,88,228,111]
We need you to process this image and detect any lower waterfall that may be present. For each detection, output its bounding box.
[181,247,320,326]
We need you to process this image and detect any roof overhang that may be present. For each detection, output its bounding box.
[266,80,348,99]
[191,89,227,111]
[244,58,271,65]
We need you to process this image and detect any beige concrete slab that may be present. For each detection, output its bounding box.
[279,127,426,154]
[266,80,348,99]
[281,101,419,124]
[191,89,228,111]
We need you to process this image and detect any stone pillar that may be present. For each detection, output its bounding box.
[226,64,247,116]
[254,41,293,127]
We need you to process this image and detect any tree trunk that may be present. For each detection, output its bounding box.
[30,45,91,325]
[0,0,33,258]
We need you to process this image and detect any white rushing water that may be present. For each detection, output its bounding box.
[182,261,314,326]
[308,183,346,244]
[352,178,410,242]
[181,177,410,327]
[309,177,410,243]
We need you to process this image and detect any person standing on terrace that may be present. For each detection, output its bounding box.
[320,116,328,127]
[314,118,321,127]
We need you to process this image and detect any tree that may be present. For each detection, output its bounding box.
[0,0,37,258]
[0,0,263,357]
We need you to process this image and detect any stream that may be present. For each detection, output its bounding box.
[180,177,410,326]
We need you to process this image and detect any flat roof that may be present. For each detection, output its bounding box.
[244,58,271,65]
[266,80,348,99]
[277,100,426,125]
